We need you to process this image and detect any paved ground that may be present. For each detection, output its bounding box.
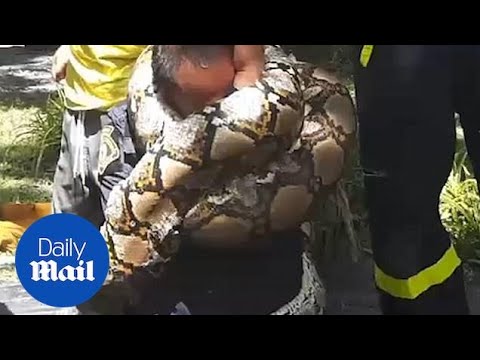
[0,46,56,106]
[0,281,78,315]
[321,253,480,315]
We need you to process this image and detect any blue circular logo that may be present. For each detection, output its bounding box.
[15,214,110,308]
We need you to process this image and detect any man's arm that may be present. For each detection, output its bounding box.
[51,45,71,82]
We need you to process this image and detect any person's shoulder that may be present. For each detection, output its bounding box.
[127,46,158,125]
[128,46,154,94]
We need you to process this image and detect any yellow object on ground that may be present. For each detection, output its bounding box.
[64,45,148,111]
[0,203,52,253]
[0,221,25,254]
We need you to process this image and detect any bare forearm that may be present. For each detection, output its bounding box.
[51,45,71,82]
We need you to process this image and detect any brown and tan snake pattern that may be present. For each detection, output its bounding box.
[100,45,357,314]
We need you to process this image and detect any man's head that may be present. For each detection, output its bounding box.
[151,45,236,117]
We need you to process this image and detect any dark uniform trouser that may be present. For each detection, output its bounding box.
[124,230,305,315]
[81,230,305,315]
[52,109,105,228]
[76,104,307,315]
[354,45,478,315]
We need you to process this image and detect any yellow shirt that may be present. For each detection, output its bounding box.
[64,45,148,111]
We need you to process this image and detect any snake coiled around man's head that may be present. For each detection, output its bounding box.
[101,45,357,281]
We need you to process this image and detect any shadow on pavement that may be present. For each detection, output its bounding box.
[0,47,55,107]
[0,302,13,315]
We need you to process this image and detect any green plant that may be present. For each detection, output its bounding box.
[440,128,480,261]
[15,89,65,178]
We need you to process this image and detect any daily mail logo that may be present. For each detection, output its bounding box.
[30,238,95,282]
[15,214,109,308]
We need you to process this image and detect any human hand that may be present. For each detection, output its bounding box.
[233,45,265,89]
[51,45,70,82]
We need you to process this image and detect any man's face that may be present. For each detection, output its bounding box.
[167,49,236,117]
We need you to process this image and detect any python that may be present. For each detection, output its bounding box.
[30,259,95,282]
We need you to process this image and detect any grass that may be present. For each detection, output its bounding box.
[0,92,63,204]
[0,103,39,141]
[0,177,53,203]
[0,102,47,203]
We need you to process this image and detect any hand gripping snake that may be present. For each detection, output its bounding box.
[100,45,357,314]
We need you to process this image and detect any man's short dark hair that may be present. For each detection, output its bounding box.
[151,45,234,95]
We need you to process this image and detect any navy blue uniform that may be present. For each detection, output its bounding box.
[354,45,478,315]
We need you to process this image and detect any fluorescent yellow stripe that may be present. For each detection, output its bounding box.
[360,45,374,67]
[375,244,462,300]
